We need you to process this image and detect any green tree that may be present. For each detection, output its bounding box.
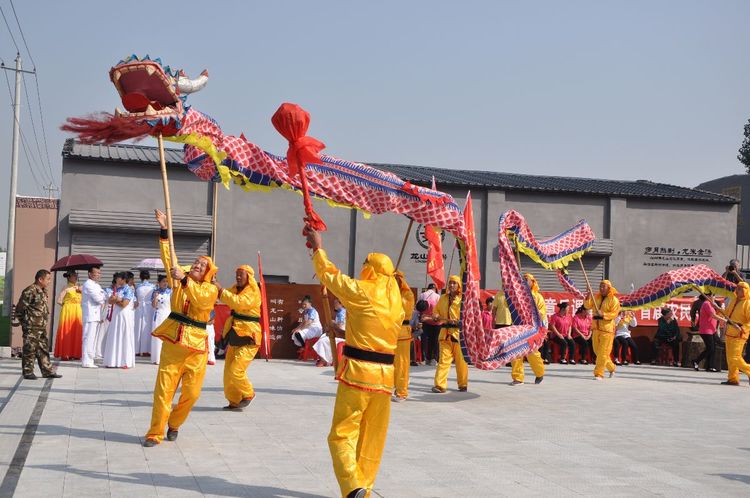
[739,118,750,172]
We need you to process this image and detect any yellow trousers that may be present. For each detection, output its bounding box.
[726,335,750,384]
[146,341,208,442]
[510,351,545,382]
[593,330,616,377]
[434,339,469,390]
[329,383,391,497]
[393,339,411,398]
[224,344,259,405]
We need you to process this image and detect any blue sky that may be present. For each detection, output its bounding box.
[0,0,749,241]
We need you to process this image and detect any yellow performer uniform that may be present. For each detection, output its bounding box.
[145,227,218,445]
[584,279,620,379]
[313,248,404,498]
[393,271,415,400]
[433,275,469,392]
[723,282,750,385]
[493,292,512,327]
[510,273,546,384]
[218,265,262,408]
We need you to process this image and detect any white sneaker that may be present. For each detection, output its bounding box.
[81,364,98,369]
[593,376,602,381]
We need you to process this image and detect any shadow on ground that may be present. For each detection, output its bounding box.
[29,464,328,497]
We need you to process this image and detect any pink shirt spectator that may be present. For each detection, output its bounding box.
[698,300,718,335]
[481,310,493,330]
[419,289,440,325]
[572,315,592,339]
[549,313,572,338]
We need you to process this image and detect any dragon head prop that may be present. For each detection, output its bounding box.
[62,55,208,143]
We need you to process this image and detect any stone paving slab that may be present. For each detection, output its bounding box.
[0,357,749,497]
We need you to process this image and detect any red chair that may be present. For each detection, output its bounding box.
[298,339,319,361]
[656,343,675,365]
[414,339,423,363]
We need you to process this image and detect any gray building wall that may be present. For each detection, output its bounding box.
[58,154,739,299]
[696,174,746,244]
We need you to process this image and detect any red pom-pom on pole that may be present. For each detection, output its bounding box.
[271,103,327,233]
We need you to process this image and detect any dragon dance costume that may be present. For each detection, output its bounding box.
[218,265,262,408]
[313,249,404,498]
[145,230,218,443]
[393,272,415,400]
[584,280,621,379]
[510,274,546,384]
[433,275,468,392]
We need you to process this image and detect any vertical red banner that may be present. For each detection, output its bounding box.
[425,176,446,290]
[463,192,481,286]
[257,251,272,359]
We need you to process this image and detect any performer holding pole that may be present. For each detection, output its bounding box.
[432,275,469,393]
[143,210,218,447]
[305,224,404,498]
[214,265,262,410]
[393,270,415,401]
[584,278,620,380]
[509,273,546,385]
[720,282,750,386]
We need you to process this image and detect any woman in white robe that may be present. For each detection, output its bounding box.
[103,272,136,368]
[150,275,171,365]
[134,271,156,355]
[95,276,116,360]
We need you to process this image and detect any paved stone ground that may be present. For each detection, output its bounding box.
[0,356,749,497]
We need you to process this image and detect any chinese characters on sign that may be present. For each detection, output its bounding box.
[642,246,713,269]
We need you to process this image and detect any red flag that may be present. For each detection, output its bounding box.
[425,176,445,290]
[463,191,481,287]
[257,251,272,360]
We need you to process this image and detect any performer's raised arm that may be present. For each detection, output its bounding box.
[306,225,365,304]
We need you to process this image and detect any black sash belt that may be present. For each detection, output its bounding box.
[343,345,394,365]
[402,320,411,325]
[168,312,207,329]
[231,310,260,322]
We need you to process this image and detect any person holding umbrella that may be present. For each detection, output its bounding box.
[81,266,106,368]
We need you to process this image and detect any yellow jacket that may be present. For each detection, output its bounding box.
[532,290,547,324]
[219,283,262,345]
[313,249,404,394]
[584,293,621,334]
[436,276,462,341]
[152,236,219,352]
[397,273,415,340]
[493,294,512,326]
[726,297,750,340]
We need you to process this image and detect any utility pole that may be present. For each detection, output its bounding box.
[42,183,59,200]
[2,54,35,316]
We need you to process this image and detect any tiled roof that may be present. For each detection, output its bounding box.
[63,139,737,204]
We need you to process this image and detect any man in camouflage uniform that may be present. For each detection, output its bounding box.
[14,269,61,380]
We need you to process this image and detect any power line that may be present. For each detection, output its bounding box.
[8,0,34,68]
[0,5,19,53]
[3,2,57,189]
[32,73,55,187]
[21,72,53,185]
